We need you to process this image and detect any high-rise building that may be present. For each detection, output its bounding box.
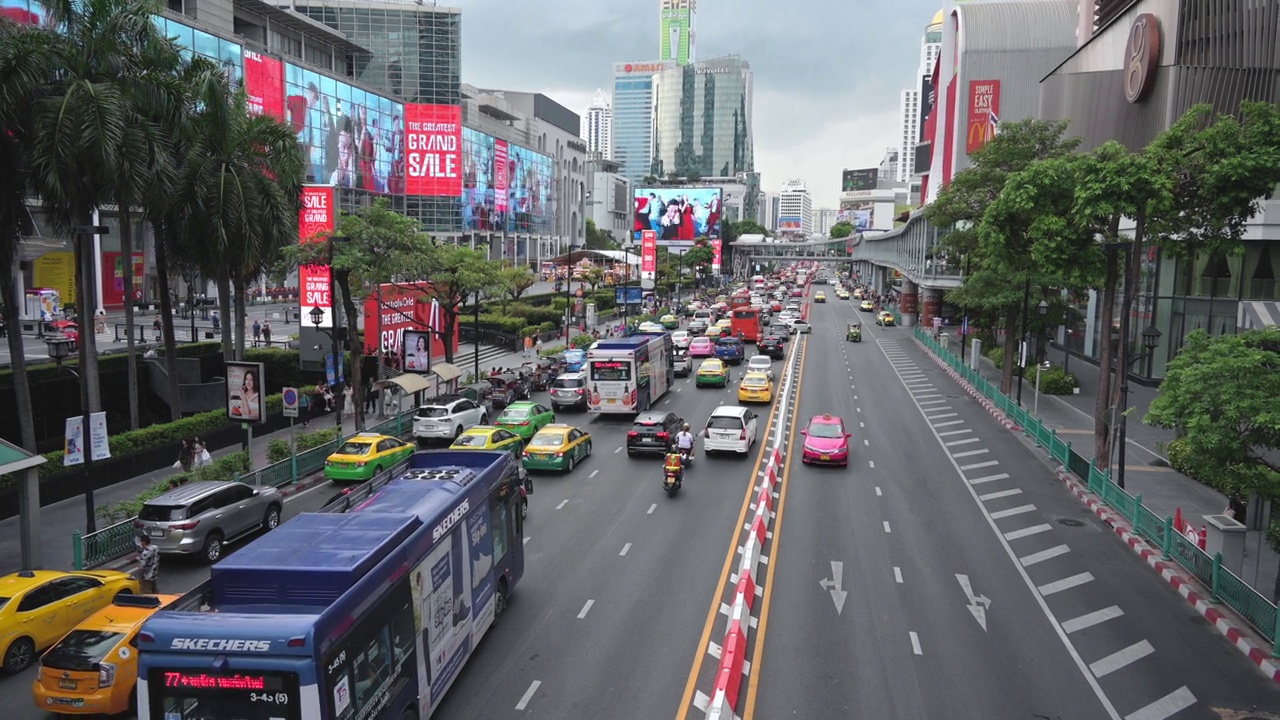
[814,208,839,235]
[651,55,754,180]
[778,180,812,236]
[612,60,676,183]
[878,147,900,185]
[659,0,696,65]
[585,89,612,160]
[897,9,943,183]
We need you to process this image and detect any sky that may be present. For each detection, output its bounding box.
[450,0,943,208]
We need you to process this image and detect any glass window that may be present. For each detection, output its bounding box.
[42,631,125,672]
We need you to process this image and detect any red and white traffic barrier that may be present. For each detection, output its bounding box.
[707,620,749,718]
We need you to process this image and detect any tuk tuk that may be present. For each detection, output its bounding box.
[486,372,528,409]
[525,357,557,391]
[846,322,862,342]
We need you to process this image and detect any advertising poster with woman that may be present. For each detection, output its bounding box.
[402,329,432,373]
[225,361,265,423]
[632,187,723,246]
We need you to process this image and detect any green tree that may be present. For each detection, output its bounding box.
[496,264,536,313]
[421,246,501,364]
[584,218,618,250]
[582,266,605,294]
[829,222,854,239]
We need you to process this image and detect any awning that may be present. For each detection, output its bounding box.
[1238,300,1280,330]
[431,362,464,383]
[388,373,432,395]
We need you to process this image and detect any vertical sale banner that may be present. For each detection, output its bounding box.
[404,104,463,196]
[299,185,335,328]
[710,238,722,274]
[966,80,1001,154]
[493,139,509,212]
[242,49,285,120]
[640,230,658,282]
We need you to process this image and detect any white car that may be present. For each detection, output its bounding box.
[789,319,812,334]
[414,396,489,443]
[671,330,692,349]
[746,355,774,379]
[703,405,760,456]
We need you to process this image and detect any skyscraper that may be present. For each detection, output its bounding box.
[778,180,812,236]
[585,89,613,159]
[650,55,754,180]
[612,61,676,182]
[659,0,696,65]
[897,9,943,183]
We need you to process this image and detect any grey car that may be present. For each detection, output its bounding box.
[135,481,283,563]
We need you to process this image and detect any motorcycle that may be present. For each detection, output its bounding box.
[663,467,682,497]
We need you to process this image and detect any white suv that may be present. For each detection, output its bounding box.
[703,406,760,456]
[413,397,489,444]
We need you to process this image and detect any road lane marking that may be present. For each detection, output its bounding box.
[938,429,972,437]
[989,504,1036,519]
[648,503,657,514]
[1061,605,1125,634]
[969,473,1010,485]
[978,488,1023,501]
[1089,640,1154,677]
[894,567,903,583]
[875,486,882,496]
[883,521,892,533]
[515,680,541,710]
[934,420,965,427]
[589,469,599,478]
[953,448,989,458]
[927,412,959,420]
[868,460,875,468]
[1019,544,1071,567]
[1003,524,1053,541]
[909,631,923,655]
[960,460,999,471]
[1038,572,1095,596]
[864,439,870,446]
[556,499,569,510]
[619,543,631,556]
[945,437,981,447]
[614,446,622,453]
[919,399,947,406]
[523,536,531,545]
[577,599,595,619]
[1124,686,1196,720]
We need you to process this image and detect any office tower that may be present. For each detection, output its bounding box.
[650,55,754,179]
[897,9,943,183]
[585,89,612,159]
[612,61,676,182]
[778,180,812,236]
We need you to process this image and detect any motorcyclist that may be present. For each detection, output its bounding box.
[663,445,684,488]
[675,423,696,461]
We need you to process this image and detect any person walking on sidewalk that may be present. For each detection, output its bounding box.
[261,321,272,347]
[252,319,262,347]
[135,536,160,594]
[523,335,534,358]
[300,391,311,427]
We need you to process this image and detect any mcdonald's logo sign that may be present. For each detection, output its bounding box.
[966,79,1001,155]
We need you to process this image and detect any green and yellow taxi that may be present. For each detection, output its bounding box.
[877,310,896,327]
[704,324,727,338]
[637,321,666,334]
[494,401,556,442]
[737,372,775,403]
[859,299,875,312]
[659,314,680,330]
[521,424,593,472]
[324,433,414,482]
[696,358,731,388]
[450,425,525,463]
[814,291,827,303]
[835,288,850,299]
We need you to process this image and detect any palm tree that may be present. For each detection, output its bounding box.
[26,0,183,416]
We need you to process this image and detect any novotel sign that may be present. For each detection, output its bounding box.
[615,61,676,75]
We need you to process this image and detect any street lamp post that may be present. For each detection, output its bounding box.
[45,334,96,533]
[69,224,107,532]
[1115,323,1162,490]
[309,301,342,438]
[1015,277,1032,406]
[474,291,482,381]
[960,255,971,364]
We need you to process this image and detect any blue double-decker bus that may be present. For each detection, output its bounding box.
[135,450,524,720]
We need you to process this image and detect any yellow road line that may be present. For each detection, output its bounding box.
[673,340,797,720]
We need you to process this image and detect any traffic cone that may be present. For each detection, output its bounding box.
[1173,507,1183,533]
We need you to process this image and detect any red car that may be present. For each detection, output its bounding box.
[800,414,851,466]
[50,320,80,349]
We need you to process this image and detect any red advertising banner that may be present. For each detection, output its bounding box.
[966,79,1001,154]
[362,282,458,361]
[299,185,335,328]
[710,239,722,273]
[404,104,463,197]
[100,252,144,309]
[640,230,658,278]
[493,139,509,213]
[243,49,285,120]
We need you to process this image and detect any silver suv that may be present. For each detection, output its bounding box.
[414,396,489,444]
[135,481,282,563]
[549,371,589,411]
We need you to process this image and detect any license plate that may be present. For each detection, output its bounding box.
[607,398,616,404]
[820,454,831,461]
[58,679,77,690]
[148,529,164,537]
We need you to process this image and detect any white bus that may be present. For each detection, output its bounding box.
[586,334,674,413]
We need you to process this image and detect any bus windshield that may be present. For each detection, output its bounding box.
[590,360,631,382]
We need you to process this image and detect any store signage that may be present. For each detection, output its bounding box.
[616,61,675,75]
[640,230,658,281]
[966,80,1001,154]
[1124,14,1161,104]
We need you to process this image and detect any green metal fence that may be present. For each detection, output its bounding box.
[914,328,1280,655]
[73,408,419,571]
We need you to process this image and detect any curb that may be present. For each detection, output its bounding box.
[915,339,1020,432]
[1051,466,1280,684]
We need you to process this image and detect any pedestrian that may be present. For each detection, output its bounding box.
[135,536,160,594]
[365,379,377,414]
[152,317,162,342]
[523,335,534,358]
[300,390,311,426]
[94,308,107,335]
[252,319,262,347]
[192,436,211,468]
[211,310,220,332]
[176,439,194,473]
[535,337,543,355]
[261,321,272,347]
[343,384,355,417]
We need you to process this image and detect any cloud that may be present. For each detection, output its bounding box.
[450,0,942,207]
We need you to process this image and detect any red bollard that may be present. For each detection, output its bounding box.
[1198,524,1207,550]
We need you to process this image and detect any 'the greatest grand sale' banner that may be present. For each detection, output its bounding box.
[299,185,335,328]
[404,104,462,197]
[243,49,285,120]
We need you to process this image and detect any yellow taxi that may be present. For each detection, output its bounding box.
[737,372,774,403]
[521,424,593,473]
[716,317,733,329]
[814,291,827,303]
[877,310,897,327]
[324,432,414,483]
[0,570,139,674]
[704,324,727,338]
[32,593,180,715]
[859,300,875,312]
[835,288,850,300]
[450,425,525,463]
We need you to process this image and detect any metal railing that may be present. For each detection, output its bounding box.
[914,328,1279,656]
[73,408,418,570]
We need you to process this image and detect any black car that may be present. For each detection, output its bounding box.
[758,336,787,359]
[627,411,685,457]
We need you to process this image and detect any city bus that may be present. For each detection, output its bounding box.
[135,450,524,720]
[586,333,673,413]
[731,306,763,343]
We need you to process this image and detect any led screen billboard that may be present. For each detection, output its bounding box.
[778,217,803,231]
[633,187,722,246]
[660,7,692,65]
[285,63,404,193]
[243,49,285,120]
[841,168,878,193]
[404,104,463,197]
[299,185,335,328]
[461,128,555,233]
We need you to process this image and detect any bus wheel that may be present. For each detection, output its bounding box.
[494,578,509,621]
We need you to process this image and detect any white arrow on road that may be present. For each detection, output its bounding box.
[956,574,991,632]
[818,561,847,615]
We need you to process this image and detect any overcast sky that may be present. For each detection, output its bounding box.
[450,0,943,208]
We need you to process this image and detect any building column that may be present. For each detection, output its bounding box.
[899,279,919,327]
[92,209,105,313]
[920,287,943,329]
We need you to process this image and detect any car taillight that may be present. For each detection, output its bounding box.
[170,521,199,531]
[555,452,565,457]
[656,432,669,440]
[740,429,748,440]
[98,662,117,688]
[576,388,585,394]
[519,421,529,426]
[627,431,639,438]
[133,520,144,528]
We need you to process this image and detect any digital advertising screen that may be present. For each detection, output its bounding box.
[285,63,404,193]
[841,168,878,193]
[243,49,285,120]
[404,103,463,197]
[778,217,803,231]
[299,185,335,328]
[632,186,723,246]
[0,0,52,26]
[462,128,555,233]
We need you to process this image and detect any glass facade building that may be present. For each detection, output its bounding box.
[651,56,753,180]
[612,61,676,184]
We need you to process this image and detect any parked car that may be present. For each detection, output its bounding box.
[626,411,684,457]
[0,570,140,673]
[702,405,760,456]
[549,370,589,411]
[135,481,283,563]
[413,396,490,444]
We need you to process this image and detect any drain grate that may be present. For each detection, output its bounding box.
[1057,518,1086,527]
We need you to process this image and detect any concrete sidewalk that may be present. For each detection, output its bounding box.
[954,337,1279,600]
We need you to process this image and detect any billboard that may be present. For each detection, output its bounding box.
[613,61,679,76]
[966,80,1001,154]
[285,63,404,193]
[404,103,463,197]
[841,168,878,193]
[778,217,803,231]
[633,187,723,246]
[226,361,265,424]
[462,128,555,233]
[243,49,285,120]
[640,230,658,282]
[660,7,692,65]
[363,283,457,363]
[711,238,722,274]
[299,185,335,328]
[918,73,935,143]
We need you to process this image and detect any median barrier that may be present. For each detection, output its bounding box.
[713,620,749,714]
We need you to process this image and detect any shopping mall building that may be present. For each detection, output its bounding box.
[6,0,586,318]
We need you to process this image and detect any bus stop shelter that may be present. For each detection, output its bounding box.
[0,438,47,570]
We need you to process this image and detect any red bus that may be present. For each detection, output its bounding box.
[731,307,763,343]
